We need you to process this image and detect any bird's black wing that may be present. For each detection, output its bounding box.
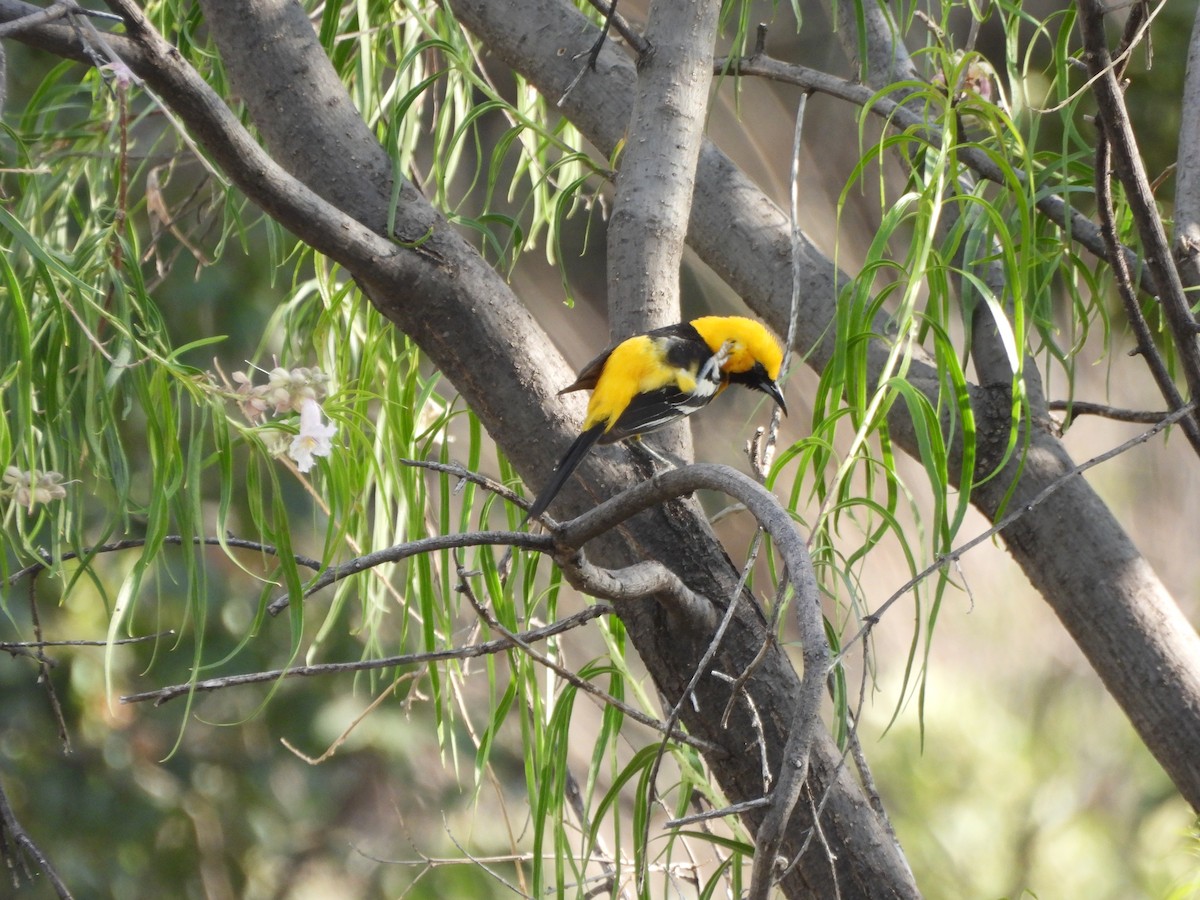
[597,384,698,443]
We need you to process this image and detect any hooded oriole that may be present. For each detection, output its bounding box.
[527,315,787,521]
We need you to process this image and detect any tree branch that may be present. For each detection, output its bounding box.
[838,401,1199,661]
[1093,122,1196,450]
[714,51,1160,302]
[1172,2,1200,289]
[265,530,551,616]
[0,776,73,899]
[1078,0,1200,422]
[0,0,71,38]
[5,534,323,588]
[605,0,719,337]
[550,463,831,898]
[1047,399,1174,424]
[121,603,724,753]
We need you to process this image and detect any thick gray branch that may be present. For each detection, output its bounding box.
[198,0,394,231]
[602,0,722,462]
[605,0,720,337]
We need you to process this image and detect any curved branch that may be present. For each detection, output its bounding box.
[265,530,551,615]
[555,554,719,629]
[552,463,829,897]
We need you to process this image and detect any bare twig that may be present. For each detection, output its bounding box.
[837,401,1197,662]
[399,457,530,513]
[582,0,644,55]
[716,52,1159,299]
[0,632,172,652]
[1048,399,1174,424]
[444,823,534,899]
[718,542,772,730]
[1093,105,1199,450]
[559,0,643,106]
[664,796,770,828]
[451,551,720,756]
[122,606,606,704]
[1079,0,1200,428]
[25,584,69,753]
[280,674,417,765]
[6,535,322,587]
[0,777,73,899]
[266,529,550,616]
[712,669,770,794]
[1113,0,1152,79]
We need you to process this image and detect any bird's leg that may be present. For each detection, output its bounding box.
[626,434,687,471]
[626,437,699,508]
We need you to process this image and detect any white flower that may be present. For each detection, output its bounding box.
[3,466,68,509]
[288,399,337,473]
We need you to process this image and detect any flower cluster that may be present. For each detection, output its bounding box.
[233,365,331,422]
[3,466,68,509]
[932,53,998,107]
[232,365,337,473]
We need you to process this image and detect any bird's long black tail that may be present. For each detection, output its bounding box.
[525,424,605,524]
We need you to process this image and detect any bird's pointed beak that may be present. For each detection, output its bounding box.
[764,380,787,416]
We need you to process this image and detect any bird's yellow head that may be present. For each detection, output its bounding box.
[689,315,787,413]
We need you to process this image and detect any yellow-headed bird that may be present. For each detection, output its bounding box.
[527,315,786,521]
